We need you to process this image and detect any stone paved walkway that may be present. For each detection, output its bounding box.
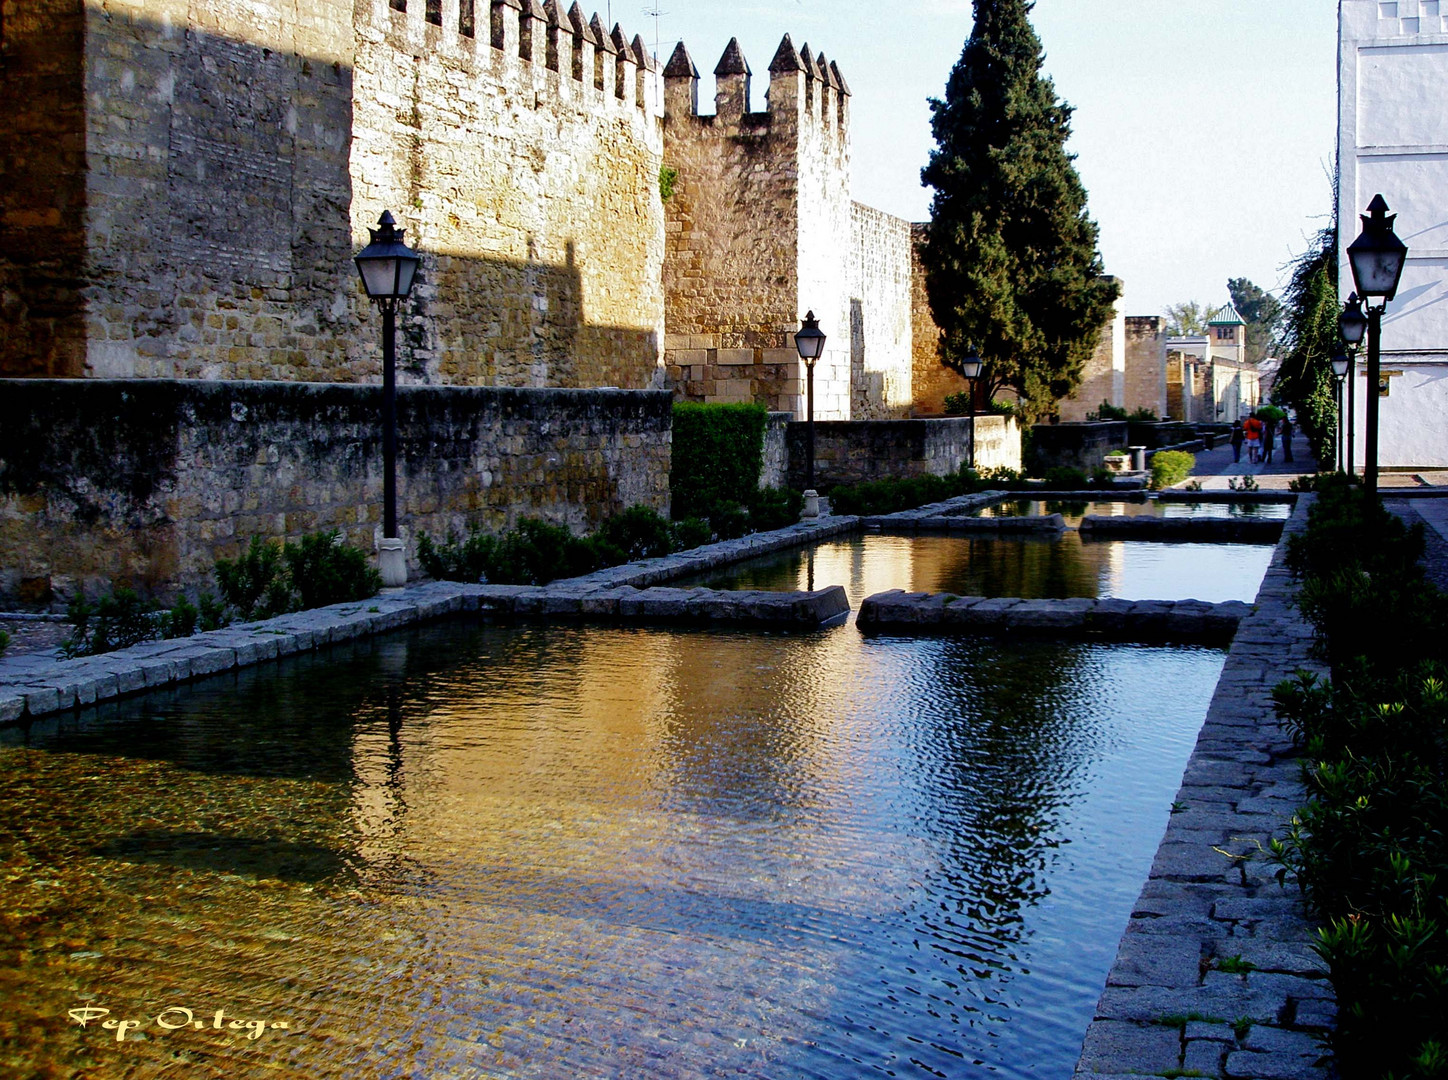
[1074,495,1336,1080]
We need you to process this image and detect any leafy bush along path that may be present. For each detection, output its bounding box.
[59,530,383,659]
[1270,477,1448,1078]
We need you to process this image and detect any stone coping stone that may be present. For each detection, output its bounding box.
[857,591,1249,643]
[1079,515,1284,543]
[881,513,1068,534]
[1073,493,1336,1079]
[0,518,864,724]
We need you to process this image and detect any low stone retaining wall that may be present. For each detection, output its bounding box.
[1031,421,1129,471]
[1079,516,1284,543]
[857,592,1249,644]
[1073,494,1334,1079]
[0,379,673,608]
[788,415,1021,490]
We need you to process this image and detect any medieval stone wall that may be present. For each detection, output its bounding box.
[3,0,665,387]
[1058,284,1124,422]
[909,224,969,417]
[351,0,665,388]
[785,416,1020,489]
[1124,315,1168,418]
[661,36,853,418]
[848,203,913,419]
[0,379,671,607]
[0,0,89,378]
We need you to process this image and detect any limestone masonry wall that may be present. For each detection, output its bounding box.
[661,35,856,420]
[0,0,89,378]
[0,380,671,608]
[786,416,1020,489]
[3,0,665,388]
[1059,285,1124,422]
[909,224,969,417]
[1125,316,1168,418]
[849,203,914,419]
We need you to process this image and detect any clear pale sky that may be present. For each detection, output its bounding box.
[635,0,1339,319]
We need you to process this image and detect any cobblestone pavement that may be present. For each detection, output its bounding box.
[1074,494,1337,1080]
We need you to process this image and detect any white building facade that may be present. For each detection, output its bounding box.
[1339,0,1448,468]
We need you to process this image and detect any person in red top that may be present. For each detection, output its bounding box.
[1243,416,1263,464]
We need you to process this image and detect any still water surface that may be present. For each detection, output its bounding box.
[971,499,1293,523]
[0,616,1225,1079]
[681,533,1274,604]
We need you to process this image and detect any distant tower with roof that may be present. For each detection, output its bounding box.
[1206,303,1246,366]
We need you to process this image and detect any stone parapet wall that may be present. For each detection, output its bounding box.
[0,380,671,608]
[1031,421,1129,471]
[786,415,1020,489]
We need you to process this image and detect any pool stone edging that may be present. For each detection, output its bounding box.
[1073,492,1335,1080]
[0,516,860,723]
[856,592,1251,644]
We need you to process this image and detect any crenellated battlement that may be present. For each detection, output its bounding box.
[356,0,661,118]
[662,34,850,147]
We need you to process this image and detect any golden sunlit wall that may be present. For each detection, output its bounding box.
[1,0,666,386]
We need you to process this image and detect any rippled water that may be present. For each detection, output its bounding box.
[972,498,1293,522]
[680,533,1274,605]
[0,620,1224,1079]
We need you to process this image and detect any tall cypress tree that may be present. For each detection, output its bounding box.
[919,0,1118,421]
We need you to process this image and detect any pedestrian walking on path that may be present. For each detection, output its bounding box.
[1263,413,1276,465]
[1282,416,1295,464]
[1230,420,1245,463]
[1244,415,1262,463]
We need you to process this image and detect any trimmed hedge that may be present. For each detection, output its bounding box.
[670,402,767,523]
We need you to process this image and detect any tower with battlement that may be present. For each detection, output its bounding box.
[660,34,862,419]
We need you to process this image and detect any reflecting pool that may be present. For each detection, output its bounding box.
[0,619,1225,1079]
[680,533,1275,605]
[971,498,1293,523]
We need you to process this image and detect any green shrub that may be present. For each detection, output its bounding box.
[670,517,714,551]
[597,505,675,561]
[747,486,804,532]
[1271,483,1448,1076]
[215,531,379,620]
[943,391,971,416]
[62,589,159,658]
[1040,466,1089,489]
[987,398,1017,417]
[1087,400,1129,421]
[670,403,767,522]
[1127,407,1159,422]
[216,537,293,620]
[1149,450,1196,491]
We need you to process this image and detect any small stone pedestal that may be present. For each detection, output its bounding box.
[802,489,821,518]
[377,537,407,588]
[1129,446,1148,471]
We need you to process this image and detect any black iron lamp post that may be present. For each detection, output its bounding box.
[354,210,421,585]
[1331,348,1350,473]
[794,311,826,514]
[1338,292,1367,479]
[1345,196,1408,497]
[960,347,983,469]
